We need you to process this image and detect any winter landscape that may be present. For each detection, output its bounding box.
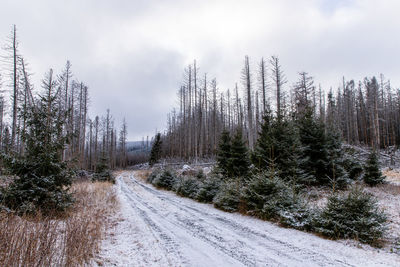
[1,1,400,266]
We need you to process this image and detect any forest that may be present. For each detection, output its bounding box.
[160,56,400,160]
[0,26,130,173]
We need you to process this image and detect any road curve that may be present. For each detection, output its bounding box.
[96,171,400,267]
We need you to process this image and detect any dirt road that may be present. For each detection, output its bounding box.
[95,171,400,266]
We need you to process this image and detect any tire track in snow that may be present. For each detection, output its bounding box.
[123,175,340,266]
[127,175,351,266]
[121,176,260,266]
[120,181,189,266]
[100,172,400,267]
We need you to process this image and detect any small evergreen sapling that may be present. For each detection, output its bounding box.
[242,170,312,230]
[147,168,162,183]
[364,150,385,186]
[93,154,114,183]
[314,187,387,245]
[175,176,201,199]
[213,179,243,212]
[243,169,286,219]
[342,153,363,180]
[152,169,177,190]
[196,176,221,203]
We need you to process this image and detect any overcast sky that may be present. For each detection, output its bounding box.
[1,0,399,140]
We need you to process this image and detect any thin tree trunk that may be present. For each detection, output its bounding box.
[11,25,18,149]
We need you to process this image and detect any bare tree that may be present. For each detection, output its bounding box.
[294,72,315,116]
[2,25,21,149]
[270,56,287,121]
[242,56,254,149]
[258,57,268,113]
[365,77,380,148]
[119,118,128,168]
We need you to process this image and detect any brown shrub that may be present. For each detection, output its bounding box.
[0,181,117,266]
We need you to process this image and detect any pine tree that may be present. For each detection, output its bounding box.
[216,130,232,176]
[1,77,73,214]
[243,170,311,229]
[314,188,387,245]
[252,112,274,169]
[325,128,349,191]
[270,119,303,182]
[298,108,329,185]
[151,168,177,190]
[149,133,162,166]
[93,153,114,183]
[196,175,221,203]
[243,169,284,219]
[253,113,304,184]
[213,179,242,212]
[230,130,250,177]
[364,150,385,186]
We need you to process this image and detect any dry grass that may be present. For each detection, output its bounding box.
[0,181,117,267]
[383,169,400,185]
[372,182,400,196]
[134,169,151,181]
[112,170,126,177]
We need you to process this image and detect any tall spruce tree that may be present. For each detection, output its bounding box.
[252,113,304,183]
[252,112,274,169]
[216,130,232,176]
[149,133,162,166]
[273,119,305,184]
[230,130,250,177]
[1,78,73,214]
[297,108,329,185]
[325,128,349,190]
[364,150,385,186]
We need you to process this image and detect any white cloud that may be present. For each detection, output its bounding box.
[0,0,399,139]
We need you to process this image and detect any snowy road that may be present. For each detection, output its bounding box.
[96,171,400,266]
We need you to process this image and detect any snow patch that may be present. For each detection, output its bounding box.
[95,171,400,266]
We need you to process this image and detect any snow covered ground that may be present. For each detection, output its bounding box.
[95,171,400,266]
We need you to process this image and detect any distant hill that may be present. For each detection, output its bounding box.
[127,141,143,149]
[127,141,151,152]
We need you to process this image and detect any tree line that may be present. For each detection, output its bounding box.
[0,25,129,172]
[161,56,400,160]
